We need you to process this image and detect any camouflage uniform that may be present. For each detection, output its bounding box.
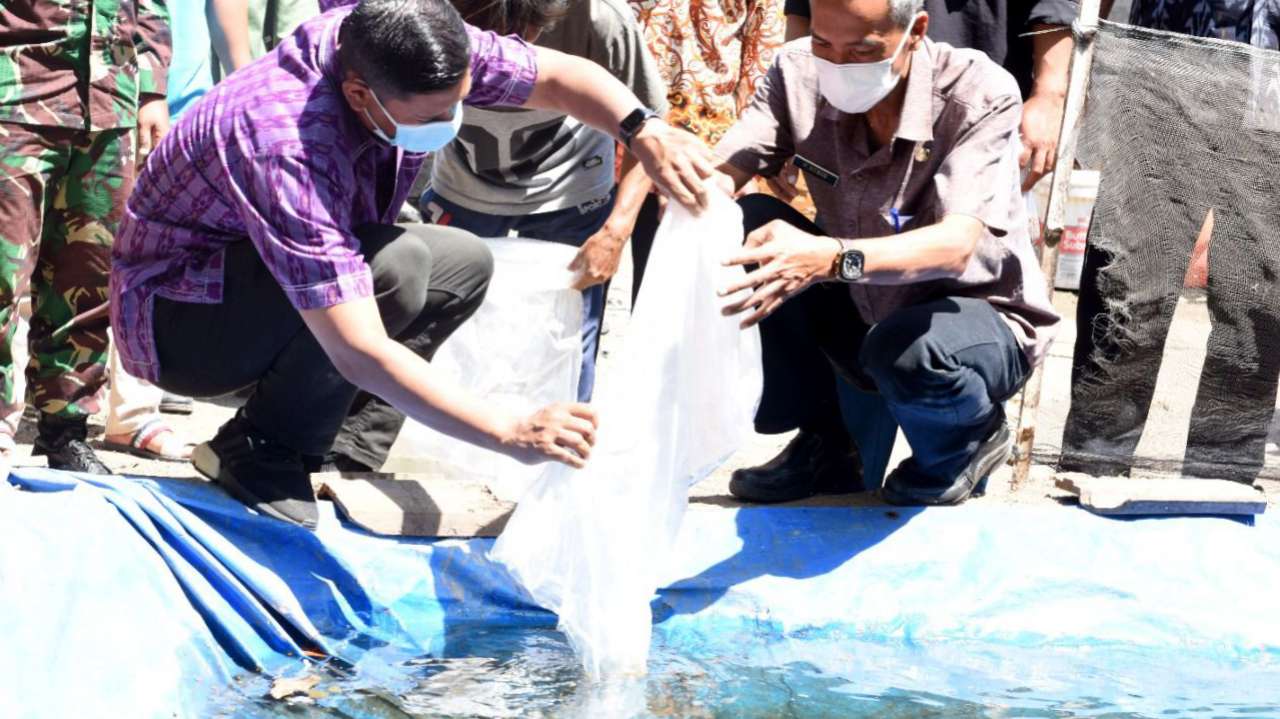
[0,0,170,420]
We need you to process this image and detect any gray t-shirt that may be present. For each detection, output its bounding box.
[431,0,669,215]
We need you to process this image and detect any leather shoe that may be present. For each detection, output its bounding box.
[881,418,1012,506]
[729,429,862,503]
[193,413,318,528]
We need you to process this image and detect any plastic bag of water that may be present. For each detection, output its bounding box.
[493,190,763,678]
[387,237,583,499]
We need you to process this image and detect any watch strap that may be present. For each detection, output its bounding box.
[620,107,660,148]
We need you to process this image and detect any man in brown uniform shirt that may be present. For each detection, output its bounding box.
[713,0,1060,505]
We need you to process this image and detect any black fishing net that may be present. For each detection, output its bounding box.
[1059,21,1280,482]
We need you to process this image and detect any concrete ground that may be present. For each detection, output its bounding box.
[16,246,1276,508]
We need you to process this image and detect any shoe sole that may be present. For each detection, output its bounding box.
[728,474,817,504]
[192,442,311,527]
[192,442,219,482]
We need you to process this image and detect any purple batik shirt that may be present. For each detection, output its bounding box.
[111,8,538,382]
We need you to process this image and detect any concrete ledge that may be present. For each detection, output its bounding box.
[1056,473,1267,516]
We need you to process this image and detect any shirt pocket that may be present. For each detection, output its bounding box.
[874,193,939,235]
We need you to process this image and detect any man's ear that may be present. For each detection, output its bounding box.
[341,72,373,113]
[910,14,930,48]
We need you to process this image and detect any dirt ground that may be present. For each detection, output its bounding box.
[18,247,1276,508]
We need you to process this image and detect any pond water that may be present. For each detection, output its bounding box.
[216,624,1280,718]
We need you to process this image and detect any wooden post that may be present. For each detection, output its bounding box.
[1011,0,1102,489]
[1011,242,1061,487]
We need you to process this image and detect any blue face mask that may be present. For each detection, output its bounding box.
[364,90,463,154]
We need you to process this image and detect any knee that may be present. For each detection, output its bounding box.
[372,232,433,302]
[736,193,799,236]
[860,321,954,403]
[368,233,435,337]
[449,232,494,309]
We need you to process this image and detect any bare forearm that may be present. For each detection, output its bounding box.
[605,153,653,237]
[303,298,596,467]
[840,216,983,284]
[526,47,641,141]
[209,0,253,71]
[528,46,716,211]
[1029,24,1072,100]
[339,339,514,452]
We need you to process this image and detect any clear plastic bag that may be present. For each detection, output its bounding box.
[492,191,763,678]
[386,237,583,500]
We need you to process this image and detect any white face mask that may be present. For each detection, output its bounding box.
[814,15,922,115]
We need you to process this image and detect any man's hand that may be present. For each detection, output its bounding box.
[628,120,718,212]
[1019,91,1063,191]
[1022,24,1071,191]
[719,220,837,328]
[501,402,600,469]
[570,223,628,290]
[137,97,171,164]
[764,159,800,202]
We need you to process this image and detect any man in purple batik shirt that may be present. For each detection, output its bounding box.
[112,0,716,527]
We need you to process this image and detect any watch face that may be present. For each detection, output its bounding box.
[840,250,864,281]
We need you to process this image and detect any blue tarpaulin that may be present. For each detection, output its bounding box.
[2,467,1279,717]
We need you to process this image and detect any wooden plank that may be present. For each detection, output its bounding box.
[1055,474,1267,516]
[316,474,514,537]
[1011,241,1060,489]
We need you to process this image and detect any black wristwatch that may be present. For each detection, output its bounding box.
[832,240,865,283]
[619,107,661,148]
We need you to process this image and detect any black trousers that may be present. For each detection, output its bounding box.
[739,194,1030,482]
[153,223,493,463]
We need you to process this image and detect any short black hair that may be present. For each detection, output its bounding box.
[338,0,471,99]
[452,0,569,36]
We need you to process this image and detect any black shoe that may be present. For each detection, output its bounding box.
[33,414,110,474]
[192,413,318,528]
[729,429,863,504]
[881,419,1013,506]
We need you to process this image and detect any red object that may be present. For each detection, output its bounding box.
[1185,234,1210,289]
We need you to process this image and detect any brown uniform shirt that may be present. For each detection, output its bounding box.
[716,38,1060,366]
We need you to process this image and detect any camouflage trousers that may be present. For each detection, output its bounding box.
[0,123,133,420]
